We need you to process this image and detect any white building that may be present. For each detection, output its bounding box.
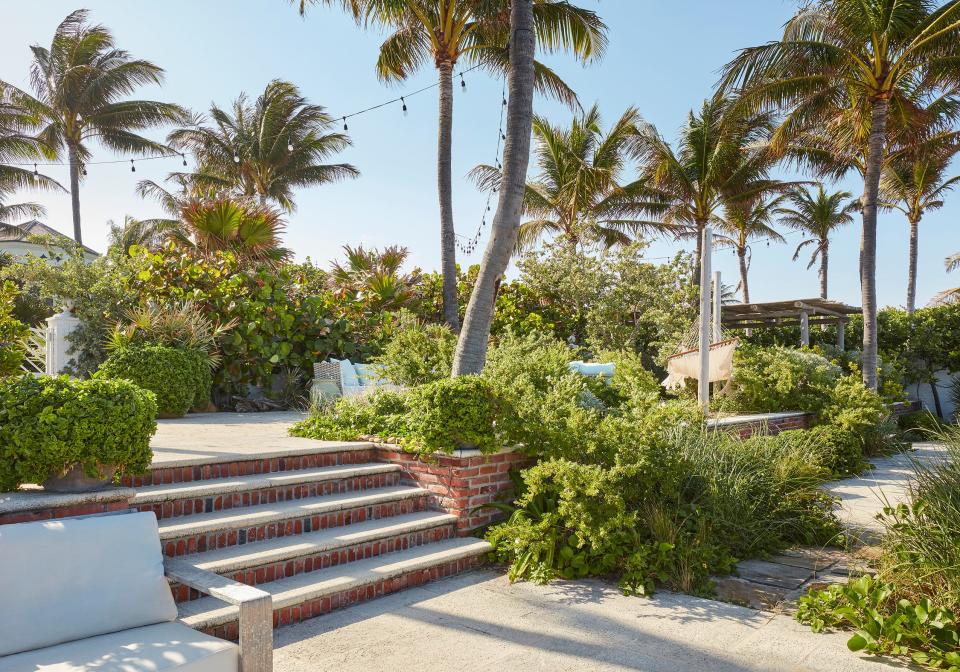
[0,220,100,263]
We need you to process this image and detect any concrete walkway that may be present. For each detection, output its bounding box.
[274,570,898,671]
[824,442,946,544]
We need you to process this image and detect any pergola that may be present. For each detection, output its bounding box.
[721,298,862,349]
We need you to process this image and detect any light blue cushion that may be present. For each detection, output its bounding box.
[569,361,616,378]
[338,359,360,389]
[353,363,385,386]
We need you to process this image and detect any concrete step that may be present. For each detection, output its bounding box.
[158,485,430,557]
[123,441,377,487]
[134,463,403,520]
[177,537,492,637]
[169,511,458,602]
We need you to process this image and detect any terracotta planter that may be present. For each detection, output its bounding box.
[43,464,117,493]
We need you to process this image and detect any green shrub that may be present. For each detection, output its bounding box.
[784,425,866,477]
[599,349,662,410]
[0,374,157,490]
[898,411,953,440]
[729,345,841,414]
[96,344,202,418]
[371,318,456,386]
[0,281,28,378]
[406,376,501,454]
[290,389,411,441]
[797,576,960,671]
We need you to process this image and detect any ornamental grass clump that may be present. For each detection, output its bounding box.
[0,375,157,491]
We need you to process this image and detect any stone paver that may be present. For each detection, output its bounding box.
[274,570,900,671]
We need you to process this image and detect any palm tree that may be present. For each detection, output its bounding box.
[297,0,607,331]
[329,245,421,310]
[715,195,786,303]
[0,96,63,223]
[721,0,960,390]
[775,185,858,300]
[881,147,960,313]
[167,80,358,211]
[470,105,669,252]
[177,196,291,265]
[932,251,960,304]
[107,215,184,256]
[452,0,537,375]
[0,10,187,245]
[633,95,789,284]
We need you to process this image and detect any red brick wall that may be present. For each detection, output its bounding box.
[0,500,131,526]
[718,413,812,439]
[376,446,534,534]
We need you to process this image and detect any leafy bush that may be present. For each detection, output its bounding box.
[290,389,410,441]
[0,281,28,377]
[96,345,203,418]
[729,345,841,414]
[371,317,455,386]
[797,576,959,671]
[406,376,501,454]
[784,425,866,477]
[0,375,157,490]
[899,411,954,440]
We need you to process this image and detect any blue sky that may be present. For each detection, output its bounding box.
[3,0,958,309]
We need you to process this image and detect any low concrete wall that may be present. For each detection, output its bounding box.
[0,487,135,526]
[707,411,812,439]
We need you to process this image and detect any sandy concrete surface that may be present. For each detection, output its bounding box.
[273,570,902,671]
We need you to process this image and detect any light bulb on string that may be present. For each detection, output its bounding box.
[82,163,87,176]
[181,153,187,167]
[401,97,408,116]
[233,153,240,163]
[33,163,38,178]
[130,159,136,173]
[343,117,348,132]
[460,73,466,91]
[287,142,294,152]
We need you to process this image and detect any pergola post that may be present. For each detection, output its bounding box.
[712,270,722,342]
[837,318,846,351]
[698,227,712,410]
[800,310,810,347]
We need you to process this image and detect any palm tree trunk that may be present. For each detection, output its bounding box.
[451,0,536,376]
[819,240,829,299]
[692,219,706,285]
[860,98,889,391]
[906,217,919,314]
[737,246,750,303]
[437,60,460,331]
[68,142,83,245]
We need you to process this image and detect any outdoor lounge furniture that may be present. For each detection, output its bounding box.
[0,511,272,672]
[568,361,615,380]
[313,359,394,399]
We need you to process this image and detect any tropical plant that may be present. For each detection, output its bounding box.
[166,79,357,210]
[715,194,786,302]
[721,0,960,391]
[328,245,420,311]
[470,105,666,252]
[882,148,960,312]
[934,252,960,305]
[300,0,607,331]
[0,281,28,377]
[453,0,539,374]
[776,185,858,299]
[633,95,789,284]
[0,10,187,244]
[96,344,205,418]
[106,215,184,257]
[176,196,291,264]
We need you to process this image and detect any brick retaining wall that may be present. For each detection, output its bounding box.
[375,446,534,534]
[708,411,812,439]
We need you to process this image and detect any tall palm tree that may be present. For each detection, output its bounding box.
[881,147,960,313]
[633,95,789,284]
[0,10,187,245]
[167,80,358,211]
[177,196,291,265]
[470,105,668,252]
[452,0,537,375]
[776,185,858,300]
[715,195,786,303]
[721,0,960,390]
[297,0,607,331]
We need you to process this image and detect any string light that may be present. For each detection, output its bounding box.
[181,153,187,167]
[130,159,135,173]
[33,163,38,177]
[233,153,240,163]
[401,97,408,116]
[460,73,467,91]
[342,117,348,132]
[81,163,87,176]
[287,142,294,152]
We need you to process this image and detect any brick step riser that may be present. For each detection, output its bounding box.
[162,496,429,557]
[201,555,484,640]
[171,524,457,603]
[123,449,378,487]
[138,472,402,521]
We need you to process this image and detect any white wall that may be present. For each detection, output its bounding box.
[907,369,958,420]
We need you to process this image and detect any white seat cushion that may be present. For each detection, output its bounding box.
[0,622,238,672]
[0,512,178,656]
